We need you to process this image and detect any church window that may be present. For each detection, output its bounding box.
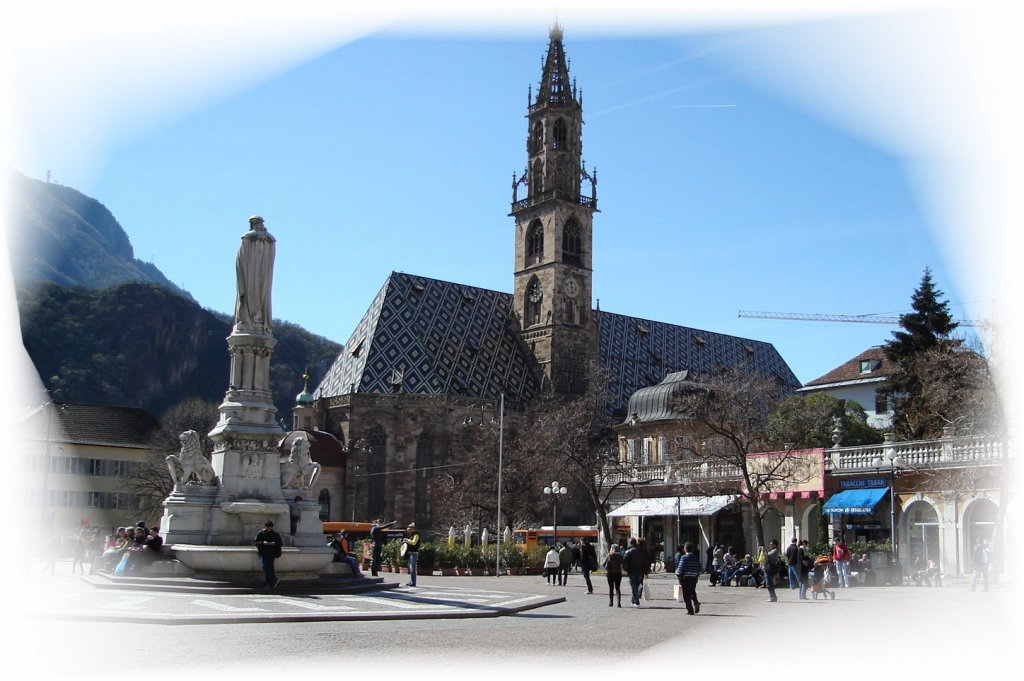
[530,121,544,154]
[553,118,567,149]
[562,218,581,265]
[366,426,387,521]
[530,158,544,196]
[526,220,544,266]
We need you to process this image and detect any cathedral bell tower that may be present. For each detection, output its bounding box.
[511,24,598,396]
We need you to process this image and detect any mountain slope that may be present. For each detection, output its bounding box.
[9,171,342,421]
[7,170,191,297]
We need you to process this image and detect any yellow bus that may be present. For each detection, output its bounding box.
[512,526,598,551]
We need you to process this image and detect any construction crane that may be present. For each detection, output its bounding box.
[737,310,985,327]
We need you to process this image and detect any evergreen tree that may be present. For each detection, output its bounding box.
[885,267,959,358]
[882,268,961,439]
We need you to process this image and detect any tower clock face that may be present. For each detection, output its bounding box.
[564,277,580,298]
[528,280,543,303]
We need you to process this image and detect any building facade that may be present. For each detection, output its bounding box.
[304,26,799,537]
[798,346,895,429]
[22,402,163,538]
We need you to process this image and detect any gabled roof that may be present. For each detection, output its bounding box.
[314,272,801,416]
[22,402,160,449]
[800,346,896,390]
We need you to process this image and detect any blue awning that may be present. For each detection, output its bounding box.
[821,488,888,515]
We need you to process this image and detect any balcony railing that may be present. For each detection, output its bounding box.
[827,434,1004,472]
[512,189,596,213]
[600,460,742,487]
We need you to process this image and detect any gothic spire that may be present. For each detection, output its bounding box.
[536,22,577,110]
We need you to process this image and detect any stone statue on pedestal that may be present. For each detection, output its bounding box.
[234,216,276,334]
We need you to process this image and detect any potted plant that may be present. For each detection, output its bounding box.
[525,544,548,575]
[501,543,525,575]
[466,546,486,575]
[416,542,436,575]
[436,545,459,576]
[382,539,404,572]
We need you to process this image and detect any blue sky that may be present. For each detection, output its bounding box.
[3,2,1019,391]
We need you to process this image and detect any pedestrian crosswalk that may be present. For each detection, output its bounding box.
[34,583,564,624]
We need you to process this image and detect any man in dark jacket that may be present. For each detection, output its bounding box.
[557,542,573,586]
[785,537,800,592]
[623,538,648,608]
[254,521,283,588]
[580,537,598,594]
[764,539,781,602]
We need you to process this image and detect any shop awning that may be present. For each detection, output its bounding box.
[607,495,735,518]
[821,488,888,515]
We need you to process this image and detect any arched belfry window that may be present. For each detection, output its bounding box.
[553,118,568,150]
[562,218,582,266]
[530,159,544,196]
[526,220,544,266]
[530,121,544,154]
[525,276,542,327]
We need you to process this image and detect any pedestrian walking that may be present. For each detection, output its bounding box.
[832,537,851,588]
[557,541,573,586]
[254,521,282,589]
[604,544,624,607]
[580,536,597,594]
[763,539,781,602]
[970,538,990,592]
[675,541,702,615]
[623,538,647,607]
[544,544,560,584]
[797,539,812,599]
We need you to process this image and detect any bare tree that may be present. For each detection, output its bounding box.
[526,362,662,547]
[124,397,219,519]
[670,365,812,549]
[909,341,1002,437]
[429,408,546,537]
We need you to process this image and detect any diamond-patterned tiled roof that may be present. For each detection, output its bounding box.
[315,273,541,404]
[597,310,801,416]
[315,272,800,416]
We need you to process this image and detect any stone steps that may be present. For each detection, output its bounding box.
[82,572,399,595]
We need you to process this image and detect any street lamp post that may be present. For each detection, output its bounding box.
[872,436,902,584]
[544,481,568,547]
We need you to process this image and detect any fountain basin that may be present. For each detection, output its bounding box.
[171,544,335,581]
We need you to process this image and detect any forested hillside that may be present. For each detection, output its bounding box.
[17,281,341,421]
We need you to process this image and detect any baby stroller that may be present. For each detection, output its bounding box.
[810,556,836,600]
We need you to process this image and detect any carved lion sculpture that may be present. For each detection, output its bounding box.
[166,430,217,487]
[280,438,321,490]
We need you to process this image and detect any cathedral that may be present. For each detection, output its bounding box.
[294,25,799,533]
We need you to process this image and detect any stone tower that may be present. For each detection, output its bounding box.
[511,23,598,396]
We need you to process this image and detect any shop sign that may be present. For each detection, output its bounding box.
[838,477,887,489]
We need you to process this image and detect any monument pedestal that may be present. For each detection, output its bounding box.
[155,217,339,583]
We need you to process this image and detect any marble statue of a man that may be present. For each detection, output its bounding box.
[234,216,276,334]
